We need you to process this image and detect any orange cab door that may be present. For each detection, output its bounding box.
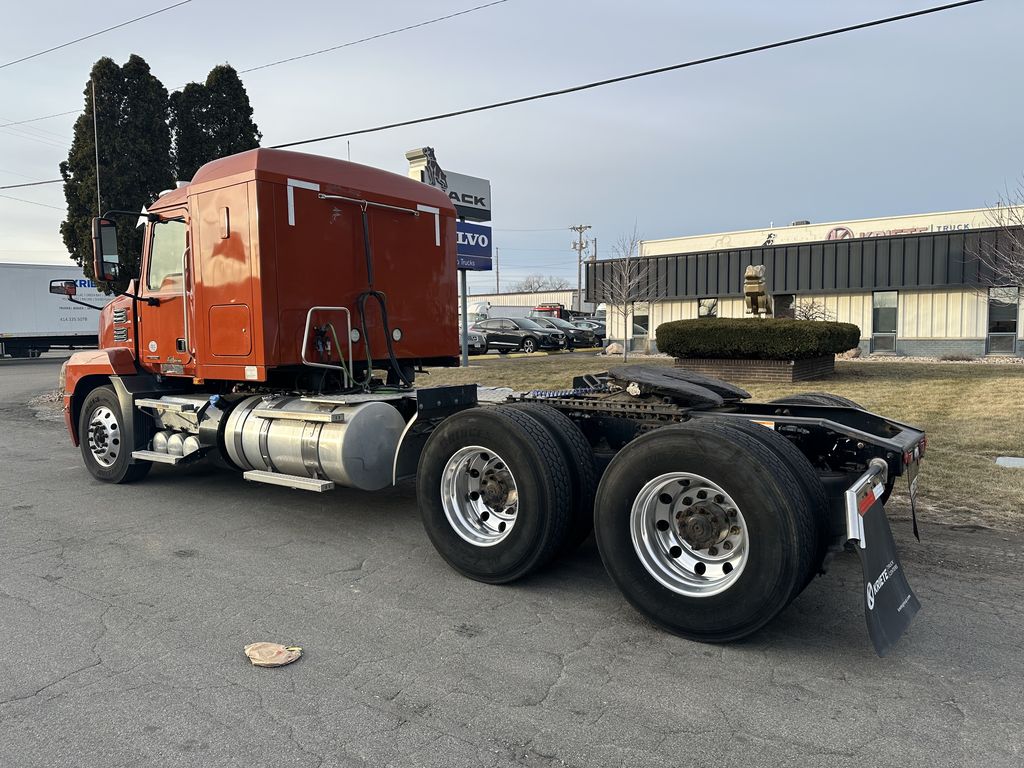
[136,214,197,378]
[194,183,256,371]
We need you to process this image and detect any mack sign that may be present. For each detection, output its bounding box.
[456,222,492,271]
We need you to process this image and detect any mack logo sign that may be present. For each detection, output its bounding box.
[405,147,492,223]
[456,221,492,271]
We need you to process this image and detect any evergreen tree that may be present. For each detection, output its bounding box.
[169,64,261,180]
[60,55,174,290]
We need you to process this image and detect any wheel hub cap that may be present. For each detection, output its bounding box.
[87,406,121,468]
[440,446,519,547]
[677,502,730,550]
[630,472,749,597]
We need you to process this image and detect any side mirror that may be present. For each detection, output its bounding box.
[91,217,120,282]
[49,279,77,297]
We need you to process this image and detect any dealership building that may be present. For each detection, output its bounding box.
[588,207,1023,357]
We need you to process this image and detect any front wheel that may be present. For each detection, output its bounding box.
[521,337,537,354]
[78,386,152,484]
[594,419,819,642]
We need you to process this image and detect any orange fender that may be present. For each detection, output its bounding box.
[63,348,138,445]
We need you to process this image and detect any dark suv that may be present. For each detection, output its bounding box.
[531,316,596,349]
[471,317,566,353]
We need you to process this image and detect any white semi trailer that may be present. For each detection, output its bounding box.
[0,262,111,357]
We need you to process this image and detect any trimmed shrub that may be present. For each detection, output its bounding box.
[656,318,861,361]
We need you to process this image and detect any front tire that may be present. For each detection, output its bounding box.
[594,420,818,642]
[78,386,152,484]
[521,337,537,354]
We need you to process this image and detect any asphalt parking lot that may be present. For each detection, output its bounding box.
[1,356,1022,768]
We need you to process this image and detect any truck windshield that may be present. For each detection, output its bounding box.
[147,219,187,291]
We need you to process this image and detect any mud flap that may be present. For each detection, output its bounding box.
[846,462,921,657]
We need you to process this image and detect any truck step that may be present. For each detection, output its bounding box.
[251,407,344,423]
[132,449,187,465]
[243,470,335,492]
[135,398,196,413]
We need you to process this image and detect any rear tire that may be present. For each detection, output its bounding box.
[593,420,818,642]
[505,402,599,552]
[78,386,152,484]
[695,417,828,587]
[417,407,572,583]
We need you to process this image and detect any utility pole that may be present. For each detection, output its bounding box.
[495,247,500,293]
[570,224,591,312]
[91,79,101,216]
[588,237,597,313]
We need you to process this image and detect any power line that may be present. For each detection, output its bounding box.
[271,0,985,149]
[0,193,65,211]
[0,114,69,143]
[0,110,80,129]
[0,1,193,70]
[239,0,509,74]
[3,1,510,129]
[492,227,569,232]
[0,179,62,190]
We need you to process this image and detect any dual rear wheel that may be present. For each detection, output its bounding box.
[417,404,598,584]
[419,408,828,642]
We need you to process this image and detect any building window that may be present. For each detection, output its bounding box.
[872,291,898,353]
[987,287,1019,355]
[773,294,795,319]
[698,298,718,318]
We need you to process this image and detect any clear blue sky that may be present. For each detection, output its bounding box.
[0,0,1020,295]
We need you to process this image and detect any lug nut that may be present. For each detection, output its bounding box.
[730,525,741,535]
[723,541,732,551]
[708,547,718,556]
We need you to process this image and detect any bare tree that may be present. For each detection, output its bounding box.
[793,298,836,322]
[509,274,572,292]
[602,224,658,361]
[977,191,1024,287]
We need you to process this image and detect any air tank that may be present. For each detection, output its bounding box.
[223,396,405,491]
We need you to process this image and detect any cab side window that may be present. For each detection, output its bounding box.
[147,220,187,291]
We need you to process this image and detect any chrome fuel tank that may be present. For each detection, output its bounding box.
[224,396,405,491]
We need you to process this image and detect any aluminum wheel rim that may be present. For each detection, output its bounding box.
[441,445,519,547]
[630,472,748,597]
[87,405,121,468]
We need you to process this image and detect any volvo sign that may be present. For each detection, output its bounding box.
[456,221,492,271]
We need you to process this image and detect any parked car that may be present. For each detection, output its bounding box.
[462,329,488,355]
[471,317,566,354]
[531,316,596,349]
[572,319,607,344]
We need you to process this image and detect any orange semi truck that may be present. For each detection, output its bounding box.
[55,148,925,654]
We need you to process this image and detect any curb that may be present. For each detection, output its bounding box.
[487,346,604,359]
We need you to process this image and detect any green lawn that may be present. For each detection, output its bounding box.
[426,355,1024,527]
